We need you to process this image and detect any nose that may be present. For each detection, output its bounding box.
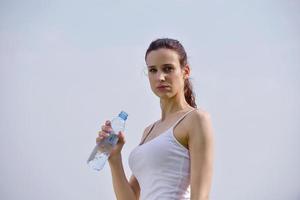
[157,71,166,81]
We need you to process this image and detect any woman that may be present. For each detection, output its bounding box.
[97,38,214,200]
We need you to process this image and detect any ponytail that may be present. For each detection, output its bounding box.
[184,79,197,108]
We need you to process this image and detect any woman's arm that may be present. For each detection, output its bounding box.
[108,156,138,200]
[108,123,153,200]
[188,111,214,200]
[98,120,139,200]
[129,175,140,199]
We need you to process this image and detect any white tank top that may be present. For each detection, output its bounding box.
[128,109,197,200]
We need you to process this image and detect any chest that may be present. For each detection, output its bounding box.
[144,119,190,150]
[129,130,190,174]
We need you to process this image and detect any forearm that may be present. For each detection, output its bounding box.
[190,180,211,200]
[191,196,209,200]
[108,155,137,200]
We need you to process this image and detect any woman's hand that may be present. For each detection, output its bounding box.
[96,120,126,161]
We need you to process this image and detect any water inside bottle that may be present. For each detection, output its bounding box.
[87,152,109,171]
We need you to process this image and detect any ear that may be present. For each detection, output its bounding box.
[182,65,191,79]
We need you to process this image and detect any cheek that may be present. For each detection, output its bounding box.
[172,77,185,89]
[148,76,154,83]
[148,77,156,88]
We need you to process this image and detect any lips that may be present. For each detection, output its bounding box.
[157,85,170,89]
[157,85,169,88]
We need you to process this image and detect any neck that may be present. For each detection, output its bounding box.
[159,95,192,122]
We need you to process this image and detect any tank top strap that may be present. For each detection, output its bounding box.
[171,108,198,129]
[139,108,197,145]
[139,121,157,145]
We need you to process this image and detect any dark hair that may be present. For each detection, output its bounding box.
[145,38,197,108]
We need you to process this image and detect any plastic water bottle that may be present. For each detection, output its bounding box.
[87,111,128,171]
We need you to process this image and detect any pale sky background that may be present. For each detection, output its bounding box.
[1,0,299,200]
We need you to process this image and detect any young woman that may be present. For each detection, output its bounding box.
[97,38,214,200]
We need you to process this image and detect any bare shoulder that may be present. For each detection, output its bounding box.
[190,108,212,122]
[186,108,213,137]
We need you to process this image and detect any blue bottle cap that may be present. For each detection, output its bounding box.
[118,111,128,120]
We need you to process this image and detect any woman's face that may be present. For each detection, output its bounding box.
[145,48,189,99]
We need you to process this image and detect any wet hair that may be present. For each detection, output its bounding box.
[145,38,197,108]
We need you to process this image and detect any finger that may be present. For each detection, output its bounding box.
[96,137,102,143]
[101,125,112,133]
[98,130,110,137]
[118,131,126,143]
[118,131,125,139]
[101,125,107,132]
[105,120,111,126]
[96,132,110,142]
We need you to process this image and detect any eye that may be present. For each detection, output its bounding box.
[163,66,174,73]
[148,68,157,73]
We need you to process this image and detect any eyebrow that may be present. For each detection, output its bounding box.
[147,64,174,68]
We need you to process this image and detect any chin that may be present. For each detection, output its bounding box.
[155,92,174,99]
